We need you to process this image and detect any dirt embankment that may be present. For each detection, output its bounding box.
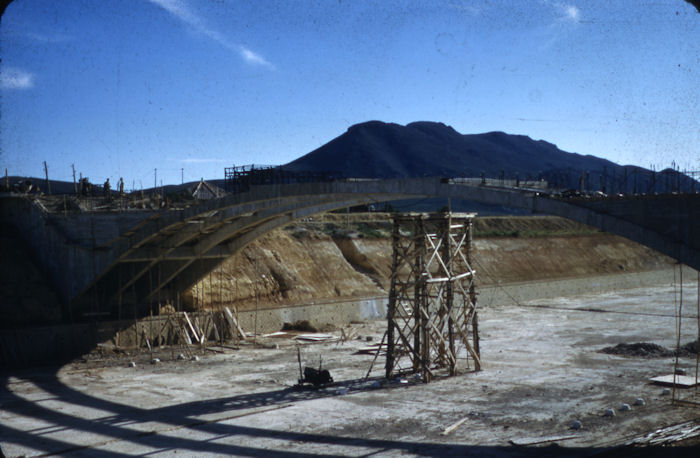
[0,213,676,323]
[190,214,675,311]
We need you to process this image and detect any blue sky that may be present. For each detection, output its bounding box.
[1,0,698,188]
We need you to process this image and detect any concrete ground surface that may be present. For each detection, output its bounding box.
[2,282,700,457]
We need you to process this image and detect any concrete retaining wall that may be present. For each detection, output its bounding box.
[478,268,681,307]
[0,196,115,306]
[238,269,687,334]
[236,297,389,334]
[1,268,695,368]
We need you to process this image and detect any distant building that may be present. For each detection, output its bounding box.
[192,179,227,200]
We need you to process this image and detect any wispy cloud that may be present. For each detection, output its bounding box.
[0,67,35,90]
[239,46,272,67]
[537,1,582,50]
[541,1,582,24]
[147,0,274,69]
[560,4,581,23]
[25,31,73,43]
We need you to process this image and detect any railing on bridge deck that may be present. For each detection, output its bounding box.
[224,165,343,194]
[223,165,699,197]
[542,168,699,195]
[449,176,549,192]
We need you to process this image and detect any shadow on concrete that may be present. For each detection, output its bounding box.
[0,366,698,457]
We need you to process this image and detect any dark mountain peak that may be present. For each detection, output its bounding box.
[347,120,399,132]
[283,120,692,194]
[483,130,509,137]
[483,130,537,145]
[406,121,459,135]
[347,120,460,141]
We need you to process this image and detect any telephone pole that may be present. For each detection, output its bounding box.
[72,164,77,194]
[43,161,51,195]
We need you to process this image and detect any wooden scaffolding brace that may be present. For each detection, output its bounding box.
[385,212,481,382]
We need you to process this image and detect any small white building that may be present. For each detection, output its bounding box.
[192,179,227,200]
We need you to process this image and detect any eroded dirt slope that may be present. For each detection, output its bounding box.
[190,214,675,311]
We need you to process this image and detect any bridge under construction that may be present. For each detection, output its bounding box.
[1,176,698,323]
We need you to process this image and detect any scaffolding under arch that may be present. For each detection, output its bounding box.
[385,212,481,382]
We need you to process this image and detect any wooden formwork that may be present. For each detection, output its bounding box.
[385,212,481,382]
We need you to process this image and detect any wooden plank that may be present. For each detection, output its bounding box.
[509,435,577,446]
[193,317,206,344]
[625,421,700,446]
[421,308,456,366]
[177,317,192,345]
[223,306,246,341]
[649,374,700,388]
[295,333,336,342]
[356,343,388,354]
[209,311,220,342]
[441,417,468,436]
[450,312,482,369]
[364,330,388,379]
[222,306,236,339]
[142,330,151,351]
[426,271,474,283]
[183,311,200,343]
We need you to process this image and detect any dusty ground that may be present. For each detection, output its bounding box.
[2,282,699,457]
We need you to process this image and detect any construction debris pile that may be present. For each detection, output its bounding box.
[601,341,700,358]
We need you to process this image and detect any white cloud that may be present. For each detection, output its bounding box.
[147,0,274,69]
[562,4,581,22]
[239,46,273,68]
[541,1,582,24]
[0,67,35,89]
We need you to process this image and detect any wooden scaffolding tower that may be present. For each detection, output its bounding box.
[386,212,481,382]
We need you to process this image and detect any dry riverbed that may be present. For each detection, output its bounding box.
[1,283,699,457]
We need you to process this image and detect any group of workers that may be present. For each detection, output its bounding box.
[102,177,125,200]
[78,177,125,198]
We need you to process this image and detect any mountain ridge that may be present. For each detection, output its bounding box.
[285,120,618,179]
[284,120,693,193]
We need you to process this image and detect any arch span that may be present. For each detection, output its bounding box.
[3,177,697,319]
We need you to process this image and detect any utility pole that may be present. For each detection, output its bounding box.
[72,164,77,194]
[154,168,157,191]
[181,168,184,185]
[43,161,51,195]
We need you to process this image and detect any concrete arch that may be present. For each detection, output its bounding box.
[3,177,697,319]
[77,186,420,313]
